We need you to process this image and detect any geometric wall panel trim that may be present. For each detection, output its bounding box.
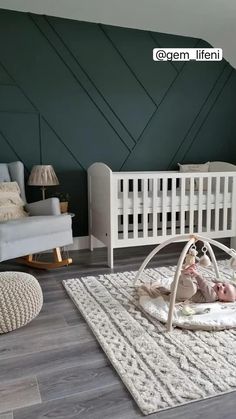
[0,9,235,235]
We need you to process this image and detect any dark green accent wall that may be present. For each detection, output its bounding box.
[0,9,236,236]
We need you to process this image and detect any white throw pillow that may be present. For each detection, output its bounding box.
[0,181,28,221]
[178,162,210,190]
[209,161,236,172]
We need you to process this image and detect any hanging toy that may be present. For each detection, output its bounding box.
[183,244,199,269]
[199,244,211,267]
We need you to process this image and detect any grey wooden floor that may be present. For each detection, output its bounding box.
[0,243,235,419]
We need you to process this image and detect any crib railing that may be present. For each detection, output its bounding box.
[112,171,236,247]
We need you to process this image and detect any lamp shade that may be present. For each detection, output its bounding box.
[28,165,59,186]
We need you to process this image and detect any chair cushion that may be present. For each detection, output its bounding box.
[0,215,70,240]
[0,215,73,261]
[0,181,28,221]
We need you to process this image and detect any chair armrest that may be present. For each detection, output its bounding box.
[26,198,61,216]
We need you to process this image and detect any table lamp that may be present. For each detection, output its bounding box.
[28,165,59,199]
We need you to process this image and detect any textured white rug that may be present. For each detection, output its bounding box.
[63,261,236,415]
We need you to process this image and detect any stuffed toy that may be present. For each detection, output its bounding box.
[183,247,199,269]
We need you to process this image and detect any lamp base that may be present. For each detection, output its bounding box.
[41,186,46,200]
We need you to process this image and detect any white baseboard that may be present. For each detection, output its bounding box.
[67,236,105,251]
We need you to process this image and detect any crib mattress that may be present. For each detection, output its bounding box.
[140,294,236,330]
[117,191,231,214]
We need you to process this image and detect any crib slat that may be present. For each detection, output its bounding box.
[180,177,185,234]
[197,177,203,233]
[214,176,220,232]
[133,178,138,240]
[206,176,212,232]
[171,177,176,235]
[143,178,148,239]
[223,176,228,232]
[157,178,161,232]
[162,178,167,237]
[113,178,119,242]
[123,178,128,240]
[231,175,236,234]
[189,177,194,233]
[152,177,157,238]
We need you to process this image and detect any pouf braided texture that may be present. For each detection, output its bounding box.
[0,271,43,333]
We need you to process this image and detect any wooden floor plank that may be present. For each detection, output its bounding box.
[0,376,41,413]
[0,413,13,419]
[0,341,106,382]
[0,324,93,359]
[40,298,80,317]
[42,288,69,304]
[37,362,120,402]
[0,313,68,340]
[13,385,139,419]
[63,310,84,326]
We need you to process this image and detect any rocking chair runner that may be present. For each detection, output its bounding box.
[0,161,73,269]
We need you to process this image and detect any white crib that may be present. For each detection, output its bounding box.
[87,162,236,268]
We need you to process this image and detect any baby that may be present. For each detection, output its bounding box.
[186,265,236,303]
[138,265,236,303]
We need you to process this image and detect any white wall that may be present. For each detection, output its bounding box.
[0,0,236,67]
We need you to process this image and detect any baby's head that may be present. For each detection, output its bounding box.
[213,282,236,302]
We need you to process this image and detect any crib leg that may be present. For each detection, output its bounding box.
[108,246,114,269]
[89,234,94,251]
[230,237,236,251]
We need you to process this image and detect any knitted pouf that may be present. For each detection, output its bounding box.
[0,271,43,334]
